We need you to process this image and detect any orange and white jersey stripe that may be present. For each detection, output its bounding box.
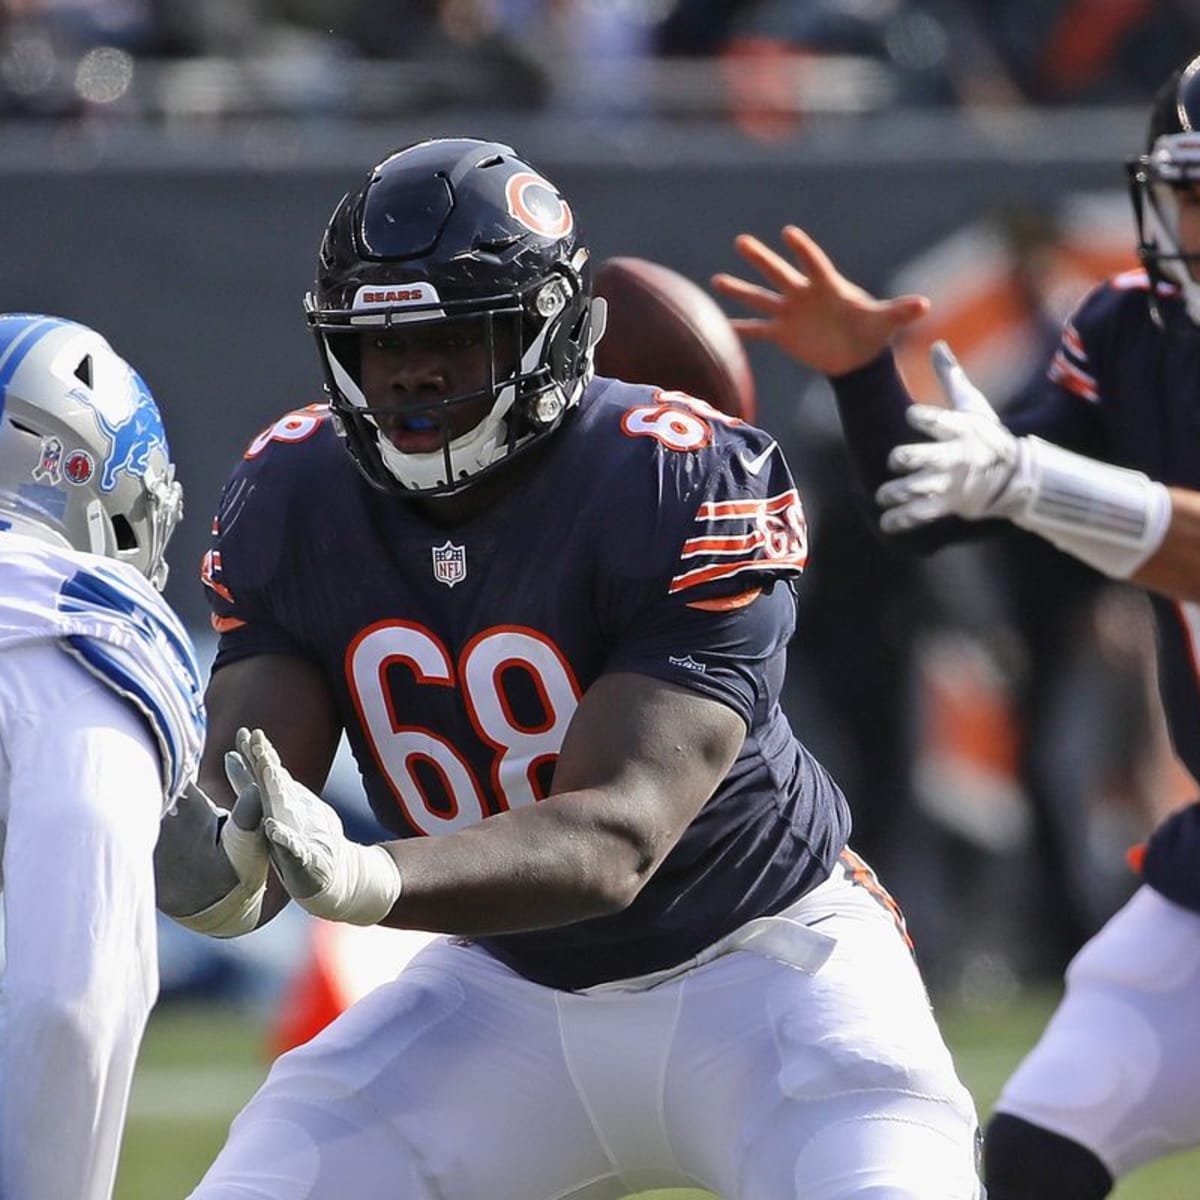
[671,487,808,596]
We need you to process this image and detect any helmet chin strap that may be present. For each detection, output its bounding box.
[375,394,513,492]
[366,319,569,493]
[86,499,108,556]
[1145,233,1200,325]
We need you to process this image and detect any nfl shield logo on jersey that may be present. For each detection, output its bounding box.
[432,540,467,588]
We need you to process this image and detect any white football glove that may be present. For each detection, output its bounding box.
[155,727,270,938]
[876,341,1022,531]
[876,341,1171,578]
[241,728,402,926]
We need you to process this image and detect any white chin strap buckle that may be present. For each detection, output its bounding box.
[85,499,107,556]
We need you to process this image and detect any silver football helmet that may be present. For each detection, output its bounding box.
[0,314,182,589]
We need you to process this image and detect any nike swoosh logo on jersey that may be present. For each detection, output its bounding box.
[737,442,776,475]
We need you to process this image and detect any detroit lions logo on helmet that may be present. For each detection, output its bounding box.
[70,365,170,494]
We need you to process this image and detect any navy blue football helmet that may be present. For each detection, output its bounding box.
[305,138,600,496]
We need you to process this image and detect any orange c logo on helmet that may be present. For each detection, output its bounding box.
[505,171,573,238]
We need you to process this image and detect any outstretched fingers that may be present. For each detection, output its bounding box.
[235,728,291,829]
[731,231,811,294]
[780,225,841,288]
[711,272,786,315]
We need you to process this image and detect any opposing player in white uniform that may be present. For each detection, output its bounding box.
[0,314,269,1200]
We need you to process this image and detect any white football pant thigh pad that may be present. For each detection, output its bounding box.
[553,866,980,1199]
[191,865,979,1200]
[661,867,980,1200]
[995,884,1200,1178]
[0,642,162,1200]
[188,938,622,1200]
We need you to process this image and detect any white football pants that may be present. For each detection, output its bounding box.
[191,862,981,1199]
[0,642,162,1200]
[995,884,1200,1177]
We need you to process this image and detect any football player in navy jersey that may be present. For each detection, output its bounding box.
[188,138,982,1200]
[0,315,271,1200]
[715,53,1200,1200]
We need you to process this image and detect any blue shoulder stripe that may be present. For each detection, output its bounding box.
[65,634,197,797]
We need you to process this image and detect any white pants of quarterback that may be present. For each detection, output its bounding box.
[191,864,981,1200]
[995,884,1200,1178]
[0,643,162,1200]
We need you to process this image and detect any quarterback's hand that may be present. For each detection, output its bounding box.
[712,225,930,376]
[876,341,1024,532]
[155,728,269,938]
[241,728,402,926]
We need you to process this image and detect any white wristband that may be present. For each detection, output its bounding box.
[1008,437,1172,578]
[313,843,403,927]
[175,879,264,939]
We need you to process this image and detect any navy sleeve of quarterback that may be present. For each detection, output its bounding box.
[202,413,322,671]
[1140,798,1200,914]
[596,407,806,728]
[830,350,917,499]
[830,349,986,554]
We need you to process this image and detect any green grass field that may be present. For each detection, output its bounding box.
[117,988,1200,1198]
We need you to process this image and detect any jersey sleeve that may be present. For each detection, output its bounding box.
[1003,279,1117,458]
[56,562,205,803]
[594,395,807,727]
[202,407,329,671]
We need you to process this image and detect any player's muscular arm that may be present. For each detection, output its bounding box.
[384,672,745,934]
[201,654,343,923]
[243,672,745,935]
[1133,489,1200,602]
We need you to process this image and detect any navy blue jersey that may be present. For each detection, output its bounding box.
[836,270,1200,782]
[205,378,851,989]
[1008,271,1200,783]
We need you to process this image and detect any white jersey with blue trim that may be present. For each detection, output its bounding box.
[0,532,204,805]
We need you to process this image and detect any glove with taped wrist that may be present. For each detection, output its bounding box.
[241,727,402,926]
[155,727,270,938]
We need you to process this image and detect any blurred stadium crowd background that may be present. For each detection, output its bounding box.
[1,0,1197,1040]
[1,0,1196,126]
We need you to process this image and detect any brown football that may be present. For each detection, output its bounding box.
[593,256,756,422]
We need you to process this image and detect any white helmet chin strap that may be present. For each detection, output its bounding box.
[375,380,518,492]
[86,499,108,556]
